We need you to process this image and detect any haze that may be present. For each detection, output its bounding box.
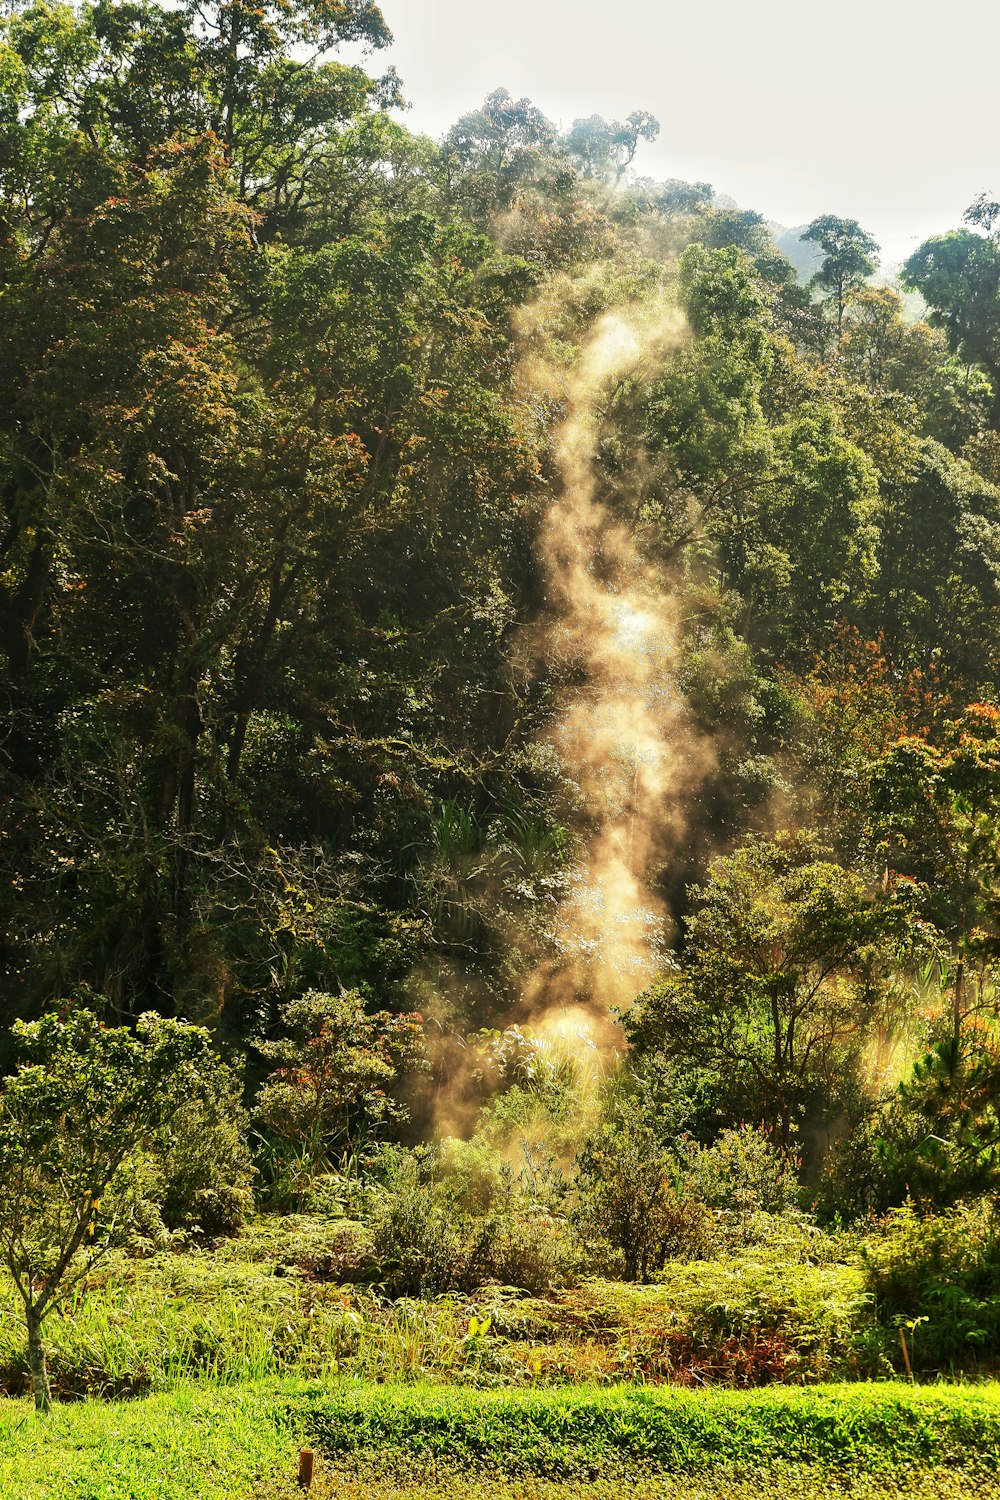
[382,0,999,266]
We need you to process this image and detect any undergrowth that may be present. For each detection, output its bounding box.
[0,1203,996,1403]
[0,1215,877,1398]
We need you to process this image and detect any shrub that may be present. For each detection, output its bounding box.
[816,1107,904,1221]
[367,1152,466,1297]
[293,1380,1000,1476]
[862,1199,1000,1372]
[681,1125,806,1251]
[255,992,427,1206]
[149,1058,256,1240]
[468,1208,580,1292]
[469,1024,603,1167]
[820,1027,1000,1221]
[364,1145,581,1297]
[656,1255,874,1380]
[574,1115,713,1280]
[436,1137,504,1216]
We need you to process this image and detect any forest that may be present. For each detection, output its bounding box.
[1,1,1000,1493]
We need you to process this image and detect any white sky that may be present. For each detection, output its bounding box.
[371,0,1000,266]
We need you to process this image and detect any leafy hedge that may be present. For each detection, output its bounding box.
[292,1381,1000,1478]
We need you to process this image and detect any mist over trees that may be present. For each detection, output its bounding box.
[2,0,1000,1359]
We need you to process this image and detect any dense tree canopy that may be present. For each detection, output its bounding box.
[3,0,1000,1311]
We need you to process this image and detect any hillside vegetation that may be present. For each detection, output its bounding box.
[1,4,1000,1485]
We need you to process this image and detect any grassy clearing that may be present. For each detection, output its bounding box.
[0,1384,292,1500]
[1,1380,998,1500]
[0,1214,992,1500]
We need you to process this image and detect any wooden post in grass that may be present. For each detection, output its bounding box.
[899,1326,914,1382]
[298,1449,315,1490]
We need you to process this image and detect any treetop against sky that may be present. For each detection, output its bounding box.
[372,0,999,264]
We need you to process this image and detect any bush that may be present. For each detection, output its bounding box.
[150,1059,256,1240]
[468,1023,604,1170]
[470,1209,581,1292]
[819,1028,1000,1221]
[574,1115,713,1280]
[816,1108,903,1221]
[367,1151,465,1297]
[294,1380,1000,1477]
[681,1125,806,1252]
[436,1137,504,1216]
[255,991,427,1206]
[655,1254,874,1381]
[364,1145,581,1297]
[683,1125,800,1212]
[862,1200,1000,1372]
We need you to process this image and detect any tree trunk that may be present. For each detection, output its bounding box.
[0,535,50,676]
[25,1307,51,1413]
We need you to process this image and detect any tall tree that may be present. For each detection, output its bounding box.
[0,6,545,1020]
[802,213,879,333]
[563,109,659,184]
[868,704,1000,1039]
[443,88,560,218]
[903,199,1000,425]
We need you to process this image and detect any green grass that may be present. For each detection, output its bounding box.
[0,1383,291,1500]
[0,1212,993,1500]
[1,1380,998,1499]
[260,1474,1000,1499]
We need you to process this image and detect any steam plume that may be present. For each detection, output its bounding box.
[518,294,714,1025]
